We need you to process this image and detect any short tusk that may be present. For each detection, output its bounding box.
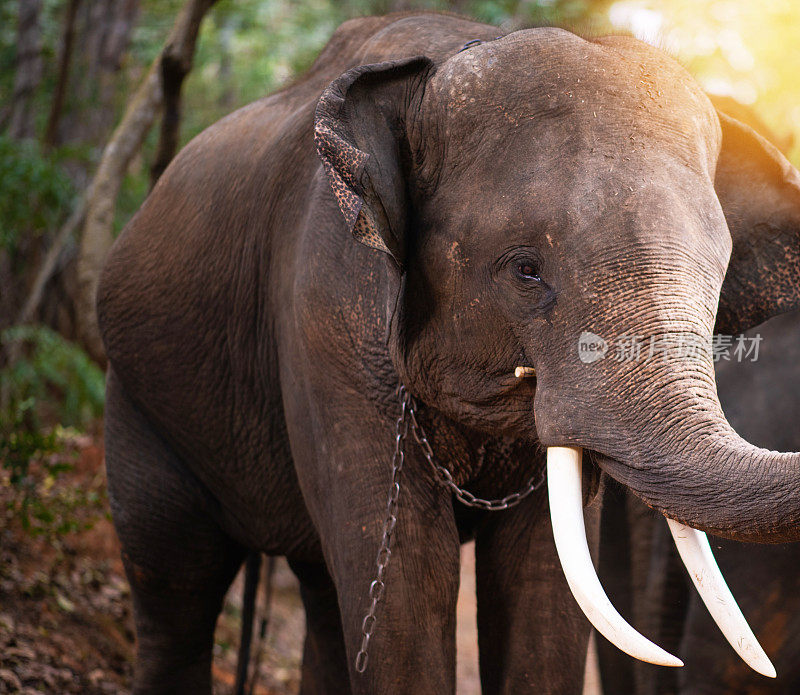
[666,519,776,678]
[547,446,683,667]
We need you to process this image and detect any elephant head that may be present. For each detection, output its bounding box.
[314,28,800,676]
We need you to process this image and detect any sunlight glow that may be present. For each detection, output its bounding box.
[609,0,799,163]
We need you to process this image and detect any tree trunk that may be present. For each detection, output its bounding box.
[149,0,218,187]
[75,0,219,363]
[7,0,43,139]
[55,0,140,179]
[74,61,162,363]
[1,0,43,334]
[44,0,82,148]
[17,196,87,328]
[217,16,235,110]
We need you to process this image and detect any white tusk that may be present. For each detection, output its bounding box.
[666,519,776,678]
[547,446,683,667]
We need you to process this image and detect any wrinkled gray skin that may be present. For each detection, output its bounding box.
[599,310,800,695]
[97,13,800,695]
[681,311,800,695]
[597,105,800,695]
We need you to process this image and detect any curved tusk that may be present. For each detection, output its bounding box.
[666,519,776,678]
[547,446,683,667]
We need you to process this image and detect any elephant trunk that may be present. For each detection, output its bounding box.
[535,234,800,544]
[537,313,796,676]
[596,410,800,543]
[539,331,800,544]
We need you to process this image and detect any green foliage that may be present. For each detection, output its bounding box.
[0,135,73,251]
[0,0,79,139]
[0,400,106,538]
[0,326,106,538]
[1,325,105,430]
[1,399,61,533]
[1,398,60,489]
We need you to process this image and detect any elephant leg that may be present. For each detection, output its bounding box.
[678,540,800,695]
[104,371,245,695]
[639,511,690,695]
[288,558,351,695]
[475,486,598,695]
[281,383,461,694]
[596,480,636,694]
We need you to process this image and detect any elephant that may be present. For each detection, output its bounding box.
[96,12,800,695]
[598,309,800,695]
[680,310,800,695]
[707,95,795,157]
[596,102,800,695]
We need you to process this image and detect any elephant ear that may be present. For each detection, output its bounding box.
[715,111,800,335]
[314,56,433,269]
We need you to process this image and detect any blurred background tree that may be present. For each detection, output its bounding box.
[0,0,797,526]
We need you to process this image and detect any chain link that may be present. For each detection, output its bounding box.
[354,385,546,674]
[406,398,546,511]
[354,386,410,673]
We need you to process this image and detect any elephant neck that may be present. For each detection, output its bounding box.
[399,386,545,503]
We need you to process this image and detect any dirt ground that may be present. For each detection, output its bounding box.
[0,434,600,694]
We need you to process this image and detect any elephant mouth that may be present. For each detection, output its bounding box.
[546,446,776,678]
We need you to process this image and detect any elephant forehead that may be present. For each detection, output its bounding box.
[421,28,719,174]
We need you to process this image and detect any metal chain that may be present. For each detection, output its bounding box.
[406,396,546,511]
[354,385,546,674]
[354,386,411,673]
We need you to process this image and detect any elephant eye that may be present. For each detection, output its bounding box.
[515,262,540,281]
